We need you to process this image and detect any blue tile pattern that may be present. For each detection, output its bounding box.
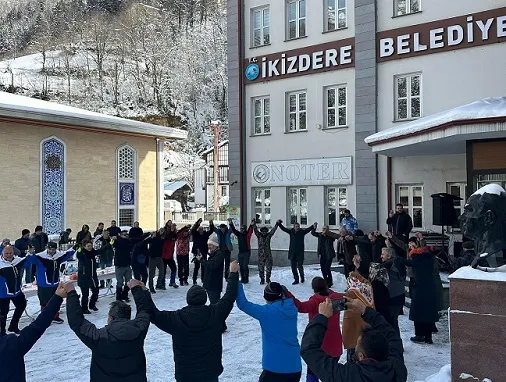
[119,182,135,205]
[42,138,65,235]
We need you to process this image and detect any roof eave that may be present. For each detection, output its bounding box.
[366,116,506,147]
[0,108,187,140]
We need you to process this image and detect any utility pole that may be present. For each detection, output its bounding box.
[210,120,221,212]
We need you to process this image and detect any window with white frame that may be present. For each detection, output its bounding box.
[325,85,347,128]
[326,187,347,226]
[288,187,308,225]
[395,0,420,16]
[325,0,347,31]
[252,6,270,47]
[447,182,466,229]
[117,145,137,227]
[396,184,423,228]
[221,185,228,197]
[395,73,421,121]
[253,96,270,135]
[287,91,307,132]
[286,0,306,40]
[254,188,271,225]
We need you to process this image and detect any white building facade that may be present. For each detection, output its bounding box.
[227,0,506,264]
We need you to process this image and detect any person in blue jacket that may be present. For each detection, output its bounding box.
[0,246,32,334]
[0,282,67,382]
[211,220,233,280]
[236,280,302,382]
[30,242,75,324]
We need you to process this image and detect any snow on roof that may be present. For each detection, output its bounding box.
[449,265,506,282]
[0,91,187,140]
[200,140,229,156]
[164,181,192,196]
[471,183,506,196]
[365,97,506,145]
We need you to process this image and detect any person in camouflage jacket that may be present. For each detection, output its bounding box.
[252,220,279,285]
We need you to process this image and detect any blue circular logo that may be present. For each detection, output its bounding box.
[245,63,260,81]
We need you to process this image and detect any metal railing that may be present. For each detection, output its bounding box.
[171,211,229,224]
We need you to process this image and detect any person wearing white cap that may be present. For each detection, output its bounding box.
[196,232,224,305]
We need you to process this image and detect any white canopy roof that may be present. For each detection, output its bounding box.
[0,91,187,140]
[365,97,506,156]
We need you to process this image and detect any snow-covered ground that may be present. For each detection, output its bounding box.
[17,266,450,381]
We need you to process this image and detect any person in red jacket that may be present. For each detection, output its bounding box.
[285,277,344,382]
[161,224,179,289]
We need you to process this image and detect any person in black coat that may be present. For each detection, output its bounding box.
[30,226,48,253]
[191,219,213,285]
[369,232,387,263]
[140,262,239,382]
[0,286,66,382]
[354,230,373,263]
[197,233,225,304]
[386,204,413,258]
[278,219,316,285]
[113,231,133,302]
[76,225,92,247]
[107,220,122,238]
[131,233,151,284]
[228,218,254,283]
[77,240,99,314]
[145,229,165,293]
[301,298,407,382]
[401,245,439,344]
[129,221,144,239]
[65,280,151,382]
[311,224,338,287]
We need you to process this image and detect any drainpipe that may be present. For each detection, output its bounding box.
[156,138,164,228]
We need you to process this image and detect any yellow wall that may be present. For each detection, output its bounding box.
[0,121,158,239]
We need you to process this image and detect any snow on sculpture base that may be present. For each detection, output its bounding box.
[449,266,506,382]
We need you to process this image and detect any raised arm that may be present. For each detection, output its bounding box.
[66,288,101,350]
[301,314,348,380]
[228,220,240,236]
[253,223,261,238]
[387,234,409,251]
[278,220,290,234]
[325,229,340,240]
[267,223,278,239]
[311,230,320,238]
[247,225,254,244]
[302,224,316,235]
[192,219,202,233]
[285,291,318,314]
[14,292,63,356]
[236,280,266,320]
[130,284,155,336]
[214,263,240,320]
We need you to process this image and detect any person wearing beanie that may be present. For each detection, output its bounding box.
[236,279,302,381]
[138,261,240,382]
[197,232,225,304]
[284,277,344,382]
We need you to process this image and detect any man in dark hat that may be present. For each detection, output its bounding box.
[136,261,239,382]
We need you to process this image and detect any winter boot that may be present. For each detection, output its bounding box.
[260,278,265,285]
[410,336,425,343]
[122,286,131,302]
[169,282,179,288]
[149,282,156,294]
[115,287,124,301]
[81,297,91,315]
[52,311,64,324]
[306,373,319,382]
[179,280,184,286]
[99,280,105,289]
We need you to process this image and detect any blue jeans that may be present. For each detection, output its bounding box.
[99,259,113,286]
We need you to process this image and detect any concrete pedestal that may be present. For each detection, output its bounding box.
[449,267,506,381]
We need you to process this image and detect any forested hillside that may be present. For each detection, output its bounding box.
[0,0,228,174]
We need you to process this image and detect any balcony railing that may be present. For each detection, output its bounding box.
[171,211,229,225]
[207,166,229,183]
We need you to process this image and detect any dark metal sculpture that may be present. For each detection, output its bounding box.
[458,184,506,272]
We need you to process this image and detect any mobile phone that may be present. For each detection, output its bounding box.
[332,298,347,312]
